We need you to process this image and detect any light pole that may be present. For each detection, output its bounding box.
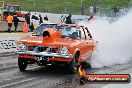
[81,0,82,6]
[34,0,36,10]
[80,0,84,15]
[65,7,67,14]
[64,2,72,14]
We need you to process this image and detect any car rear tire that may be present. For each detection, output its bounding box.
[18,58,27,71]
[69,54,79,74]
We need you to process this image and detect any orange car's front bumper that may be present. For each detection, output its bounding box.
[17,50,73,62]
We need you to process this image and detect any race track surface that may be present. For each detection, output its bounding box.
[0,54,132,88]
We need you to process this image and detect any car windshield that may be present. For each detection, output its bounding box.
[5,6,16,12]
[35,24,60,36]
[34,24,81,39]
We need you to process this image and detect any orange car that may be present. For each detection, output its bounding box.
[16,23,97,73]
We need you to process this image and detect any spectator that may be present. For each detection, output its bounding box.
[39,14,43,24]
[29,22,34,32]
[93,6,97,14]
[44,15,48,21]
[13,15,19,32]
[65,14,72,24]
[31,13,39,29]
[6,14,14,32]
[31,13,39,20]
[34,13,39,18]
[25,13,30,31]
[89,6,94,15]
[113,6,119,15]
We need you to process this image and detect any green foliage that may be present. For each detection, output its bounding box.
[2,0,131,14]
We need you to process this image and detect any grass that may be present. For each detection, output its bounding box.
[1,0,131,15]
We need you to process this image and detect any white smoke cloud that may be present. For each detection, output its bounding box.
[79,11,132,68]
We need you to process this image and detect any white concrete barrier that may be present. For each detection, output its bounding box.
[0,21,24,32]
[0,33,31,54]
[0,40,17,53]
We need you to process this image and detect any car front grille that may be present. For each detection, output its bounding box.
[38,46,58,53]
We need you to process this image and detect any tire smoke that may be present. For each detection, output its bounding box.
[79,11,132,68]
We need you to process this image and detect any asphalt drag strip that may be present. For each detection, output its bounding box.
[0,55,132,88]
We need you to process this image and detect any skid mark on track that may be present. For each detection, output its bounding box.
[1,77,38,88]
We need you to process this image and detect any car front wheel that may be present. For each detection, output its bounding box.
[18,58,28,71]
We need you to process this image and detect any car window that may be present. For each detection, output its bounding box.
[80,27,86,40]
[35,24,59,36]
[60,26,80,39]
[84,27,91,40]
[85,27,92,39]
[5,6,15,12]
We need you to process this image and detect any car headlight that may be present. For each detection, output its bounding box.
[18,43,26,50]
[60,46,69,54]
